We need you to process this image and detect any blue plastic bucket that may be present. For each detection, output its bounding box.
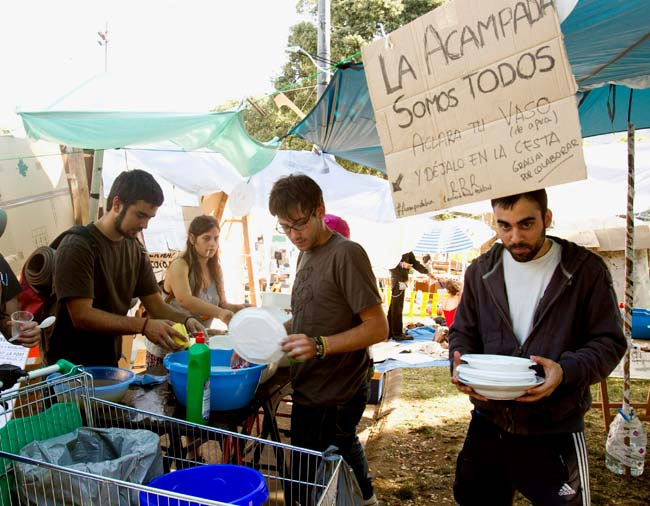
[140,464,268,506]
[47,366,135,402]
[632,308,650,340]
[164,349,266,410]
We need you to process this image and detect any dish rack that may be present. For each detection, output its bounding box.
[0,362,340,505]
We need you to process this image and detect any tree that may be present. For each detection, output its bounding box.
[243,0,445,173]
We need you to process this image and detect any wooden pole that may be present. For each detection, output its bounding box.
[60,146,90,224]
[88,149,104,222]
[241,215,257,306]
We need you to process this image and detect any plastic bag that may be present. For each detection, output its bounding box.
[312,445,363,506]
[606,408,647,476]
[17,426,163,505]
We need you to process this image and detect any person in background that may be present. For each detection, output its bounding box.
[422,253,432,271]
[48,170,204,367]
[388,252,436,341]
[269,174,387,506]
[440,279,461,327]
[146,215,248,367]
[449,189,627,505]
[0,209,40,348]
[323,213,350,239]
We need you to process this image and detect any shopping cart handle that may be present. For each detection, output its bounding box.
[55,359,77,375]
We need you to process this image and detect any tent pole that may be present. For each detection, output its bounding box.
[241,215,257,306]
[623,123,635,476]
[89,149,104,222]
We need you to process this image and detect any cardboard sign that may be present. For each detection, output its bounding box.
[362,0,587,217]
[148,251,180,281]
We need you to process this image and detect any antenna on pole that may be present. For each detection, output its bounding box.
[97,22,109,72]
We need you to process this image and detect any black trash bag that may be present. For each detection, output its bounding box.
[17,426,163,506]
[312,445,363,506]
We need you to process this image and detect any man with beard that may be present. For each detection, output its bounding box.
[269,174,386,506]
[47,170,203,367]
[448,189,626,505]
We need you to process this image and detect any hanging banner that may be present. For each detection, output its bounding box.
[362,0,587,217]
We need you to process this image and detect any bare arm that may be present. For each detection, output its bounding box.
[66,296,185,353]
[165,259,234,323]
[282,303,388,361]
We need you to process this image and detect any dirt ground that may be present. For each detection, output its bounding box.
[362,368,650,505]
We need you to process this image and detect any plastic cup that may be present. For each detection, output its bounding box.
[11,311,33,340]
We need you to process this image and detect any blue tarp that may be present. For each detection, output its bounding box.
[289,63,386,173]
[290,0,650,171]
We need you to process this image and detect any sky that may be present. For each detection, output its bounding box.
[0,0,303,124]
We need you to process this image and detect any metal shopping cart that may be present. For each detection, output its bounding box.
[0,361,340,505]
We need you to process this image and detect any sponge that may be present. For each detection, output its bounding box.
[172,323,190,349]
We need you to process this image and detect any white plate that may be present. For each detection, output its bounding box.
[229,307,287,364]
[458,373,539,387]
[456,364,536,383]
[461,354,534,371]
[459,376,544,400]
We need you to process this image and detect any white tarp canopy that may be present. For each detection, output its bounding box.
[102,147,425,270]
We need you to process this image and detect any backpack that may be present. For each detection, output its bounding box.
[18,225,98,354]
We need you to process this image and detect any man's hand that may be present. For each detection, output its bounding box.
[8,320,40,348]
[184,317,205,337]
[144,319,186,352]
[282,333,317,361]
[516,355,563,402]
[450,351,488,401]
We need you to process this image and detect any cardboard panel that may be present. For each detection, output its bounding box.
[362,0,586,216]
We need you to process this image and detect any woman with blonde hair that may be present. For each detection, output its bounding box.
[145,215,247,366]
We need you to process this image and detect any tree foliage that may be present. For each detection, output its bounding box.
[243,0,445,174]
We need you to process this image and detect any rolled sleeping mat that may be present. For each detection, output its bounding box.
[24,246,56,294]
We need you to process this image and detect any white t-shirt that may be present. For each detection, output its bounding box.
[503,239,562,345]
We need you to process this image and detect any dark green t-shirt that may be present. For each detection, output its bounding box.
[48,224,159,366]
[291,233,382,406]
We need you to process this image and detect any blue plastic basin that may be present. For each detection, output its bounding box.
[140,464,268,506]
[164,349,266,411]
[47,366,135,403]
[632,308,650,340]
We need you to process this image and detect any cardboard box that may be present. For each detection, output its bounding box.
[369,371,385,405]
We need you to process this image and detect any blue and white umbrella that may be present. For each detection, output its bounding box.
[413,217,495,254]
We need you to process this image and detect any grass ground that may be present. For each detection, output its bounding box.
[366,368,650,505]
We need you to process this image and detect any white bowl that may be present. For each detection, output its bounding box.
[461,354,534,371]
[229,307,287,364]
[459,376,544,400]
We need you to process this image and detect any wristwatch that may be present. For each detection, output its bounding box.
[312,336,325,359]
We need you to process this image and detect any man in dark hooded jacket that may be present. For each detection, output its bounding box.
[449,189,626,505]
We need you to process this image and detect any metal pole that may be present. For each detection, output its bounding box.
[623,123,635,475]
[316,0,331,99]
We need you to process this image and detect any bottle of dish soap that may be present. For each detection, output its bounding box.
[186,331,211,424]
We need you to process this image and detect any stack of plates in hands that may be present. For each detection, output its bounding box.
[458,354,543,400]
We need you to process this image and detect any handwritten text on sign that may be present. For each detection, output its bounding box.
[362,0,586,217]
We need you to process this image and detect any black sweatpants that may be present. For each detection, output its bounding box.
[454,412,590,506]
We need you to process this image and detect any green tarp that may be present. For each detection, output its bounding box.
[19,109,279,177]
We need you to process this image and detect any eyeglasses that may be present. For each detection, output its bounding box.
[275,212,314,234]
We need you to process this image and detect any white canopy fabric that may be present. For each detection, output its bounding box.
[102,147,422,268]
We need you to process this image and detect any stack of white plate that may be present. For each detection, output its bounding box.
[458,354,543,400]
